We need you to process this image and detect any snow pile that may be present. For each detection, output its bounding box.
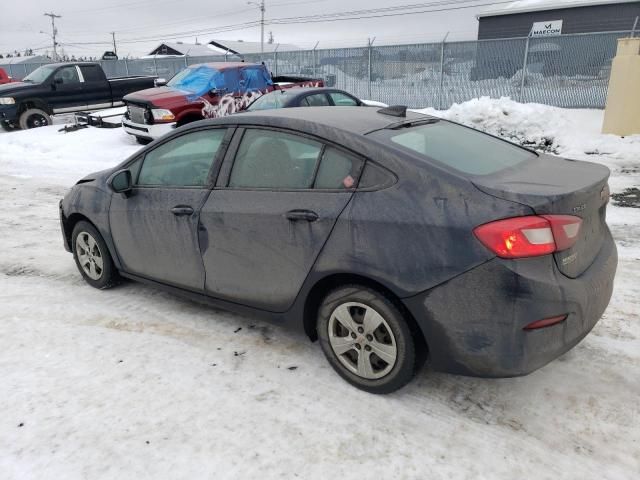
[416,96,640,166]
[0,124,141,184]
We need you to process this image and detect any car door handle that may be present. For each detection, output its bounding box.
[285,209,319,222]
[170,206,194,216]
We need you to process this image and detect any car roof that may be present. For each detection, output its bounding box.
[199,105,434,136]
[44,62,101,68]
[265,87,354,97]
[188,62,263,70]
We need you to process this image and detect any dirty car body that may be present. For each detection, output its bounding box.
[60,107,617,380]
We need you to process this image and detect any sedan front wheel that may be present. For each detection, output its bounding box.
[72,221,120,289]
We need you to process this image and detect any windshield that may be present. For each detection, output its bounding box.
[23,65,57,83]
[371,121,536,176]
[167,65,225,96]
[246,91,288,111]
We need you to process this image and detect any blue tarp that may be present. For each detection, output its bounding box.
[168,64,273,101]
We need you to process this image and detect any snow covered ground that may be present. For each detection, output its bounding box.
[0,100,639,479]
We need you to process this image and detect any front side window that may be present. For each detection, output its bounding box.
[303,94,330,107]
[137,129,227,187]
[229,129,322,189]
[329,92,359,106]
[246,91,287,111]
[54,66,80,85]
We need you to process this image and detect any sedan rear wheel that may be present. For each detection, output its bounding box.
[328,302,398,379]
[317,285,418,393]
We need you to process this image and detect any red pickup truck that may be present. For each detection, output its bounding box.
[0,68,15,85]
[122,62,323,143]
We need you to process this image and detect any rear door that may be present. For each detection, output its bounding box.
[79,64,112,109]
[199,127,364,312]
[109,127,231,290]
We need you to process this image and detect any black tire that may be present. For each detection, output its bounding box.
[0,120,19,132]
[71,221,120,289]
[317,285,418,394]
[135,136,152,145]
[18,108,52,129]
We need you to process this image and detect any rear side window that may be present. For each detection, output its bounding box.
[80,65,104,82]
[303,94,330,107]
[329,92,359,106]
[229,129,322,189]
[374,121,535,176]
[241,66,271,92]
[314,148,361,189]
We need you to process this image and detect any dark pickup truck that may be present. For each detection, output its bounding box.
[122,62,322,143]
[0,62,156,131]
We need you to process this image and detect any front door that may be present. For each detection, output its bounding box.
[200,127,363,312]
[109,127,230,291]
[49,66,87,113]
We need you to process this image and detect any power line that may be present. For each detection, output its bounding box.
[81,0,512,46]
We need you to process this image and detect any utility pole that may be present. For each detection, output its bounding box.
[111,32,117,55]
[248,0,265,55]
[44,12,61,61]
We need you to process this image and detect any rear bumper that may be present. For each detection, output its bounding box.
[403,231,617,377]
[122,118,175,139]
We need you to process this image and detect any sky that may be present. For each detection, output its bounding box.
[0,0,600,58]
[0,0,514,58]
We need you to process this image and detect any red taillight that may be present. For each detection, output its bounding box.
[523,315,568,330]
[474,215,582,259]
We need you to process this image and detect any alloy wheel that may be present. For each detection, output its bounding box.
[328,302,397,379]
[75,231,104,280]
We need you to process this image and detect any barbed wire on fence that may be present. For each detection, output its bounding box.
[1,30,632,109]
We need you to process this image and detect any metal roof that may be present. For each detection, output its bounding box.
[147,42,219,57]
[208,39,301,55]
[477,0,639,18]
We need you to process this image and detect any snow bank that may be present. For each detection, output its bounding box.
[0,124,141,185]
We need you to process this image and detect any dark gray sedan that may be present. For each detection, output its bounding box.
[245,87,385,111]
[59,106,617,393]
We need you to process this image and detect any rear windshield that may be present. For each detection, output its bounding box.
[371,121,535,176]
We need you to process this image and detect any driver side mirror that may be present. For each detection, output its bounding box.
[109,169,133,196]
[154,77,167,87]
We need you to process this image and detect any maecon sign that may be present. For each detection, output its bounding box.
[531,20,563,37]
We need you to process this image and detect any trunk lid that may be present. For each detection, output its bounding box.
[473,153,611,278]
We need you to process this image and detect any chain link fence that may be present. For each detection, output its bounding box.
[1,30,632,109]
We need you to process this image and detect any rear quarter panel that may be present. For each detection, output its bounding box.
[313,154,533,297]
